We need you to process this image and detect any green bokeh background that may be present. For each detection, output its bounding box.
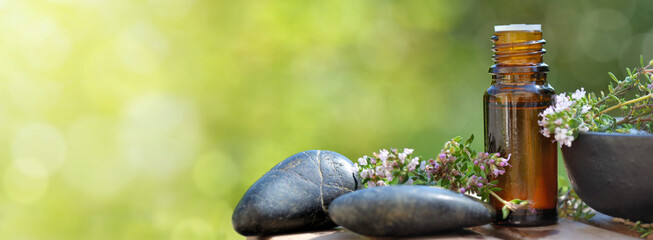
[1,0,652,239]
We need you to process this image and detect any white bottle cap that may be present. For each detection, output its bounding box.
[494,24,541,32]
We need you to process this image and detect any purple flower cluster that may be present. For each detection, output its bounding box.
[419,149,511,195]
[419,152,461,188]
[353,136,532,219]
[475,152,511,178]
[355,137,512,200]
[354,148,419,187]
[460,153,510,194]
[461,175,485,194]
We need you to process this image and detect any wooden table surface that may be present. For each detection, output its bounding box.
[248,214,648,240]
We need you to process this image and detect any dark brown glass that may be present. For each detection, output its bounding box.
[484,29,558,226]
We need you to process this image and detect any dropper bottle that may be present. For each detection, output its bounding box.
[483,24,558,226]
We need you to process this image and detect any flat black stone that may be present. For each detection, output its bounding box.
[329,185,492,237]
[232,150,359,236]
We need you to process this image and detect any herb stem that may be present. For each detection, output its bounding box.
[614,218,653,228]
[632,104,653,110]
[599,94,653,115]
[489,191,509,205]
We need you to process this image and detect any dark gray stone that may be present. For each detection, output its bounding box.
[232,150,359,236]
[329,185,492,237]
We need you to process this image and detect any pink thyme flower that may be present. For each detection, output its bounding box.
[398,152,407,162]
[419,160,427,170]
[358,156,368,165]
[378,149,390,162]
[554,93,575,112]
[540,128,551,138]
[580,105,591,114]
[571,88,586,100]
[554,118,563,126]
[385,171,393,181]
[492,168,505,177]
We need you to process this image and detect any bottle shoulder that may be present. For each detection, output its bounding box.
[485,83,554,95]
[484,83,555,102]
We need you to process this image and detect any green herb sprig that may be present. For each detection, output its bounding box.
[558,186,595,221]
[539,56,653,147]
[559,186,653,238]
[613,218,653,238]
[354,135,532,219]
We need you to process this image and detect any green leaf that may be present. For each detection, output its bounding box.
[608,72,619,82]
[642,228,653,238]
[586,213,596,220]
[465,134,474,147]
[625,76,633,83]
[389,177,399,184]
[615,128,629,133]
[474,165,481,174]
[602,114,615,122]
[441,178,450,187]
[502,206,510,219]
[568,118,581,128]
[491,187,502,192]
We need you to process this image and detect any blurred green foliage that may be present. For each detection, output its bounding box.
[0,0,652,239]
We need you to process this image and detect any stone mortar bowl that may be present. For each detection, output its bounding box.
[561,131,653,222]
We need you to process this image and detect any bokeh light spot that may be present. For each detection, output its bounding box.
[18,15,71,71]
[578,8,630,63]
[11,123,67,175]
[121,93,201,178]
[642,32,653,61]
[63,116,129,198]
[116,23,169,74]
[4,158,49,204]
[8,75,62,115]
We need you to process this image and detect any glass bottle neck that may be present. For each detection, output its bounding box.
[489,30,548,74]
[491,72,548,85]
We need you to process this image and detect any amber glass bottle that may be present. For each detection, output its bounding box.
[483,24,557,226]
